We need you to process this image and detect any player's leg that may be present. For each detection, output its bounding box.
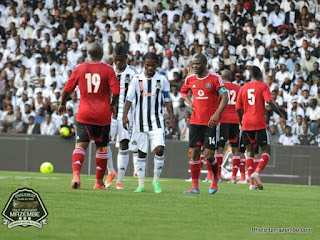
[115,139,130,189]
[229,124,241,184]
[129,130,139,177]
[251,129,271,190]
[204,126,219,194]
[105,145,116,188]
[132,151,138,177]
[71,122,90,189]
[253,145,260,171]
[93,125,111,190]
[245,143,256,189]
[134,132,148,192]
[184,125,203,194]
[149,128,166,193]
[238,136,247,183]
[215,123,225,179]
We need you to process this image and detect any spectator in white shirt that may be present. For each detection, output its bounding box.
[268,4,285,29]
[41,113,56,135]
[305,98,320,134]
[277,125,300,146]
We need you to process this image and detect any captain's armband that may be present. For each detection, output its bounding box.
[218,87,227,95]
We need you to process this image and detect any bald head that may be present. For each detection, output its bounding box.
[221,69,232,81]
[88,42,103,61]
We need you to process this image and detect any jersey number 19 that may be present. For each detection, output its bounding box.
[85,73,101,93]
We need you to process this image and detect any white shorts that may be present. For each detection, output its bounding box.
[130,128,165,153]
[110,118,118,141]
[116,119,132,143]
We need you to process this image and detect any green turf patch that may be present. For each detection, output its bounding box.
[0,171,319,240]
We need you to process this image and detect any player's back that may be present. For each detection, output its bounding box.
[70,62,119,126]
[237,81,272,131]
[220,82,240,124]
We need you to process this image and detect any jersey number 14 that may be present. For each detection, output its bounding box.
[85,73,101,93]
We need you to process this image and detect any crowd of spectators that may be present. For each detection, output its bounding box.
[0,0,319,146]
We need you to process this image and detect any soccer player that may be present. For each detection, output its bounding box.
[236,66,284,190]
[181,54,228,194]
[216,69,241,184]
[109,45,138,190]
[123,52,174,193]
[58,42,120,190]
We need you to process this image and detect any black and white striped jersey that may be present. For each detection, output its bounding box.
[126,72,171,133]
[114,65,137,121]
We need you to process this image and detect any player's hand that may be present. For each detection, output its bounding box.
[169,119,175,135]
[123,116,129,130]
[208,112,220,128]
[57,104,66,115]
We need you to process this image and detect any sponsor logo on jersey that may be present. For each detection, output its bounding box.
[195,89,208,99]
[142,93,157,97]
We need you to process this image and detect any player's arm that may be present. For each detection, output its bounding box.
[236,109,244,125]
[122,77,136,130]
[235,87,244,125]
[58,68,78,115]
[111,94,119,118]
[267,100,285,119]
[208,88,228,127]
[164,79,175,133]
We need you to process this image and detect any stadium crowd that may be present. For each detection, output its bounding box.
[0,0,320,146]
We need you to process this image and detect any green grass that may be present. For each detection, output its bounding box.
[0,171,319,240]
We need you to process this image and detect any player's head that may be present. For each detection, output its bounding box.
[88,42,103,61]
[250,66,262,81]
[143,52,158,77]
[113,45,127,71]
[192,54,207,75]
[221,69,232,82]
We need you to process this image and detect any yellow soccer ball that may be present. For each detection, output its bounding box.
[40,162,54,173]
[60,127,70,136]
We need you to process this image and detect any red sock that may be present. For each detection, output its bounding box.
[254,159,259,171]
[232,156,240,178]
[215,154,223,178]
[72,147,85,177]
[256,153,270,174]
[206,160,213,181]
[246,158,255,185]
[190,160,201,189]
[239,158,246,181]
[95,152,108,185]
[210,160,219,186]
[200,153,205,170]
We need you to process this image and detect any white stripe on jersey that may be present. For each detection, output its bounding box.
[114,65,137,120]
[126,72,170,133]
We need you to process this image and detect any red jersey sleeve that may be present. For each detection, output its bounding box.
[108,67,120,95]
[262,84,273,102]
[212,73,225,92]
[64,66,79,93]
[180,78,190,98]
[235,87,243,110]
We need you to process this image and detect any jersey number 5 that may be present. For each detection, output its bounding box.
[85,73,101,93]
[247,89,255,105]
[227,90,236,105]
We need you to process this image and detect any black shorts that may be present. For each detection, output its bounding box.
[189,124,217,150]
[217,123,240,148]
[76,121,110,147]
[241,129,270,148]
[239,140,259,154]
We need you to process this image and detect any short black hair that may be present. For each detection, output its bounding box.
[113,45,127,56]
[250,66,262,80]
[143,52,158,62]
[193,53,207,65]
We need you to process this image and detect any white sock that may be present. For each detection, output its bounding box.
[107,145,115,174]
[116,149,129,184]
[132,152,138,174]
[136,158,146,187]
[153,154,164,182]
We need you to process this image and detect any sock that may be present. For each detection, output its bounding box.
[239,157,246,180]
[200,153,205,170]
[256,153,270,174]
[209,159,219,186]
[116,149,129,184]
[153,154,165,182]
[106,145,115,174]
[136,158,146,187]
[190,160,201,189]
[132,152,138,174]
[72,147,85,177]
[215,154,223,178]
[232,155,240,178]
[246,157,255,185]
[253,158,260,171]
[95,152,108,185]
[206,160,212,181]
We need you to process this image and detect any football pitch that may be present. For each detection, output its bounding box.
[0,171,319,240]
